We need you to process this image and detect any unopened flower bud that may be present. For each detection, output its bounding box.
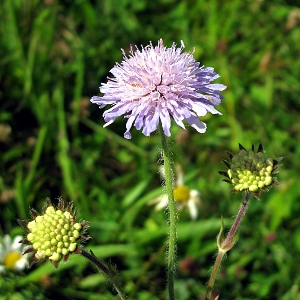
[19,198,90,268]
[219,144,282,198]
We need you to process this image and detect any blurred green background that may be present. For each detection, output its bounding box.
[1,0,300,299]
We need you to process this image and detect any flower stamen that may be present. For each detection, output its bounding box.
[3,252,22,270]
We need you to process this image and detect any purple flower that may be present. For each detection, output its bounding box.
[91,39,226,139]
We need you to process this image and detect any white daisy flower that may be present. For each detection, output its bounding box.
[149,165,201,220]
[0,234,28,272]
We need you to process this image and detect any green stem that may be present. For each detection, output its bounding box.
[205,191,251,300]
[223,191,251,248]
[80,249,128,300]
[158,123,176,300]
[205,250,226,300]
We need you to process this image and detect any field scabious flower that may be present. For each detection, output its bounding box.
[91,39,226,139]
[0,235,28,272]
[19,198,90,268]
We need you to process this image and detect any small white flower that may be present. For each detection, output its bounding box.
[149,165,201,220]
[0,235,28,272]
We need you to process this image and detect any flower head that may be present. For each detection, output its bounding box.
[91,39,226,139]
[219,144,282,198]
[0,235,28,272]
[149,165,200,219]
[19,198,90,268]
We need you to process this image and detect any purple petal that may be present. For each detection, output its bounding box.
[90,39,226,138]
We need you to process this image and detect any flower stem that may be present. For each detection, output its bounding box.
[205,250,226,300]
[80,249,128,300]
[158,123,176,300]
[205,191,251,300]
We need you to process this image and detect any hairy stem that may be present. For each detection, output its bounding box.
[80,249,127,300]
[205,191,251,300]
[158,123,176,300]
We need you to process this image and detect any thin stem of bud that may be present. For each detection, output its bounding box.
[205,250,226,300]
[80,249,128,300]
[223,191,251,248]
[205,191,251,300]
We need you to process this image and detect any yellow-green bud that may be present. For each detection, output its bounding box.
[74,223,82,231]
[69,243,77,252]
[49,252,61,262]
[220,144,282,197]
[62,248,69,256]
[20,199,90,267]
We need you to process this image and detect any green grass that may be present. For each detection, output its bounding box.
[1,0,300,299]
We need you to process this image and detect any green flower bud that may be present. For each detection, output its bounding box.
[62,248,69,256]
[74,223,82,231]
[50,252,61,262]
[19,198,90,268]
[219,144,282,198]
